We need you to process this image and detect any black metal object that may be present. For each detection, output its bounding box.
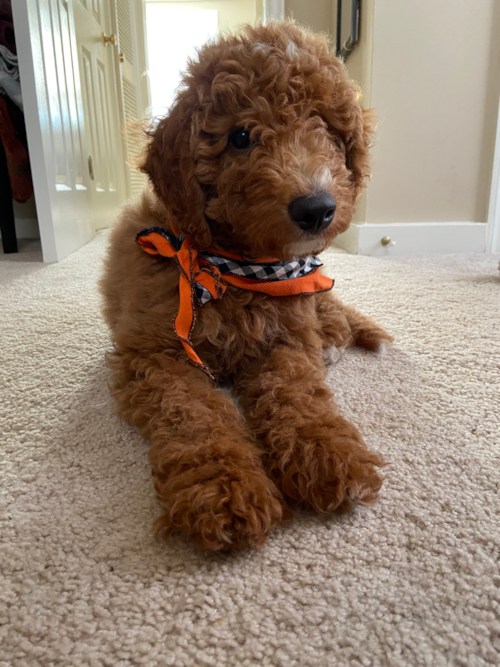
[0,135,18,254]
[335,0,361,61]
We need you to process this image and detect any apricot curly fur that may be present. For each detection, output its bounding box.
[100,21,392,552]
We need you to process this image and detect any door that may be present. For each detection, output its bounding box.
[73,0,127,231]
[112,0,151,200]
[12,0,92,263]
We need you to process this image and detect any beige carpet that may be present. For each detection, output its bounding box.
[0,238,43,263]
[1,231,499,667]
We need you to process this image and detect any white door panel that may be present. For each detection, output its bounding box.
[13,0,92,262]
[74,0,127,230]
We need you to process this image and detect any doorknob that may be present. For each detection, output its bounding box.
[102,32,117,47]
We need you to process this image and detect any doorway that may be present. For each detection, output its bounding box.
[12,0,265,262]
[145,0,258,117]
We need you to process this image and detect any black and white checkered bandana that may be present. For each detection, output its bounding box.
[135,225,326,307]
[194,251,324,305]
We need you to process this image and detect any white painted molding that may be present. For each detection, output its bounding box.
[265,0,285,21]
[334,222,488,256]
[334,223,359,254]
[0,219,40,240]
[486,95,500,253]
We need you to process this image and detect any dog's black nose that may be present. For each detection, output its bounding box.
[288,191,336,234]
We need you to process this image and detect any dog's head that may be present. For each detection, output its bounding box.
[142,21,375,260]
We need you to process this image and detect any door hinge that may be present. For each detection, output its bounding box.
[88,156,94,180]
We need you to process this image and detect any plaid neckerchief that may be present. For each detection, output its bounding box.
[136,225,334,379]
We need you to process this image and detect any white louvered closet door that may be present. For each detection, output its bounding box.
[112,0,151,200]
[73,0,127,230]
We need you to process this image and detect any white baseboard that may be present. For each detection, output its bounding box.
[334,223,360,254]
[334,222,488,256]
[0,218,40,240]
[3,219,489,254]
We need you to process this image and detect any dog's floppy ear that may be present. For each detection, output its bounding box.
[344,105,377,200]
[141,101,212,248]
[320,80,376,202]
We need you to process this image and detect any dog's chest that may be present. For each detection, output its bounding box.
[194,288,319,369]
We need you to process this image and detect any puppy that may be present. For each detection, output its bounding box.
[100,21,392,551]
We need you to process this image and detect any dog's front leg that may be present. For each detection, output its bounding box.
[235,346,386,513]
[315,291,393,355]
[108,352,283,551]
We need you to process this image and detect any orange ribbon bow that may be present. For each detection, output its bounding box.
[136,225,334,379]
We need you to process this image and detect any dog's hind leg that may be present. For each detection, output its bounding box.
[235,345,386,514]
[107,349,283,551]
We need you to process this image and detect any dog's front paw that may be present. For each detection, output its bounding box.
[353,323,394,353]
[376,338,393,357]
[322,344,348,366]
[270,418,386,513]
[154,466,283,552]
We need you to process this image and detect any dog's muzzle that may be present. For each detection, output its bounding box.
[288,190,336,235]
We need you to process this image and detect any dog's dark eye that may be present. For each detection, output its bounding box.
[229,128,251,150]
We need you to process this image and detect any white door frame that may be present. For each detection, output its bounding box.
[486,94,500,253]
[265,0,285,20]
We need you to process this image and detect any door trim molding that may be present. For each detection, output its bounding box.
[265,0,285,21]
[12,0,58,262]
[486,94,500,253]
[12,0,93,263]
[334,222,488,256]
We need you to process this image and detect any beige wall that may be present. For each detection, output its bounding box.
[285,0,331,35]
[365,0,500,224]
[286,0,500,225]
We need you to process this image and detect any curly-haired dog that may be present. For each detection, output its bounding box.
[100,21,392,552]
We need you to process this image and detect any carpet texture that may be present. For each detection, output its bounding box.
[1,231,499,667]
[0,238,42,263]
